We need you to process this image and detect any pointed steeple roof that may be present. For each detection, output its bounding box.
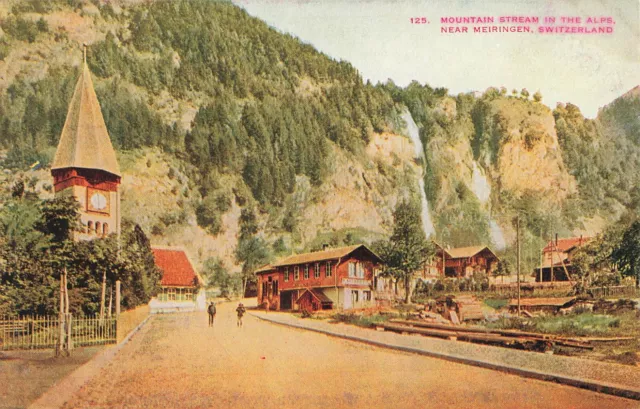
[51,51,120,177]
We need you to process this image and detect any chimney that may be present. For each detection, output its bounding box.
[579,235,583,245]
[555,233,558,246]
[322,243,329,251]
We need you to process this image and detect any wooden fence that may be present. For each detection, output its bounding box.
[116,305,149,343]
[588,285,638,299]
[0,315,117,351]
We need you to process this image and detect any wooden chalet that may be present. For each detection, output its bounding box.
[256,244,383,311]
[150,247,206,313]
[442,246,499,278]
[535,236,591,282]
[417,241,447,282]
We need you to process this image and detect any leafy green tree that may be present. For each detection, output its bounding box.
[0,198,54,315]
[493,260,512,284]
[571,225,624,290]
[272,237,288,255]
[202,257,240,298]
[235,207,270,296]
[235,236,270,297]
[195,196,223,235]
[36,196,82,243]
[612,220,640,287]
[0,194,161,315]
[374,200,434,303]
[533,91,542,103]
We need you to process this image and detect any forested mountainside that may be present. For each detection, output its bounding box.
[0,0,638,273]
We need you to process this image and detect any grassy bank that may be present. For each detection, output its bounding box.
[330,312,397,328]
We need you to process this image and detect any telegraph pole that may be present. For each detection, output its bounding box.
[516,215,521,317]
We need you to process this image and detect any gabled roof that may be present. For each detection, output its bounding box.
[446,246,497,260]
[543,237,591,253]
[152,247,201,287]
[255,264,275,274]
[296,288,333,304]
[51,61,121,177]
[536,258,571,269]
[273,244,383,267]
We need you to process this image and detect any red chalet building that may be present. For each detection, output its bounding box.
[535,236,591,282]
[256,244,383,311]
[443,246,499,278]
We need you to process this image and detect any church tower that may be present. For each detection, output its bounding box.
[51,47,121,241]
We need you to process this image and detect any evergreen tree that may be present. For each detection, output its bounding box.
[612,220,640,287]
[235,207,270,296]
[374,200,434,303]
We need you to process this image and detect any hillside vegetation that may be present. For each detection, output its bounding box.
[0,0,638,278]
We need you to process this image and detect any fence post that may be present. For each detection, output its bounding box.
[56,274,64,357]
[115,281,121,317]
[67,314,74,351]
[30,317,35,348]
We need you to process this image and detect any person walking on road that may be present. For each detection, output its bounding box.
[236,303,246,327]
[207,302,217,327]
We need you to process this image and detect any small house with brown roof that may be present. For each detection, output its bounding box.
[256,244,383,311]
[535,236,591,282]
[149,247,206,313]
[443,246,499,278]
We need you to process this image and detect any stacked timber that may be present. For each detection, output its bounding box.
[454,295,484,321]
[377,319,601,353]
[427,295,484,323]
[508,297,577,315]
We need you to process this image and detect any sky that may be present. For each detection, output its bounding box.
[234,0,639,118]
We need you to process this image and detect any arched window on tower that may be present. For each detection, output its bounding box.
[95,222,101,236]
[87,221,93,234]
[103,223,109,236]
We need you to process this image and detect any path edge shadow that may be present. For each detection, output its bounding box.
[27,315,153,409]
[251,312,640,401]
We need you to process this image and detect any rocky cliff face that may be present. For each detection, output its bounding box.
[490,98,576,202]
[0,0,637,278]
[112,129,422,270]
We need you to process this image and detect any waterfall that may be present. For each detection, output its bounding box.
[471,161,491,204]
[402,110,435,238]
[489,220,506,251]
[470,160,506,250]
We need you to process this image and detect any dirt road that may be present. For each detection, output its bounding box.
[64,302,637,409]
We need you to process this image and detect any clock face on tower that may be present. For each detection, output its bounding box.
[87,188,110,214]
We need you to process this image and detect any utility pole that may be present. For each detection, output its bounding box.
[539,229,543,282]
[516,215,521,317]
[441,242,446,277]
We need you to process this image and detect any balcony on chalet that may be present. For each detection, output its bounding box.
[342,277,372,286]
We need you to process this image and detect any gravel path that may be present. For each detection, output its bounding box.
[63,303,637,409]
[0,346,103,409]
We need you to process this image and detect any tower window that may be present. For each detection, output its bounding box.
[87,221,93,234]
[95,221,101,235]
[103,223,109,235]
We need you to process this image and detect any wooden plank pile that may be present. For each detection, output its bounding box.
[454,295,484,321]
[417,295,485,323]
[508,297,577,314]
[376,319,604,353]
